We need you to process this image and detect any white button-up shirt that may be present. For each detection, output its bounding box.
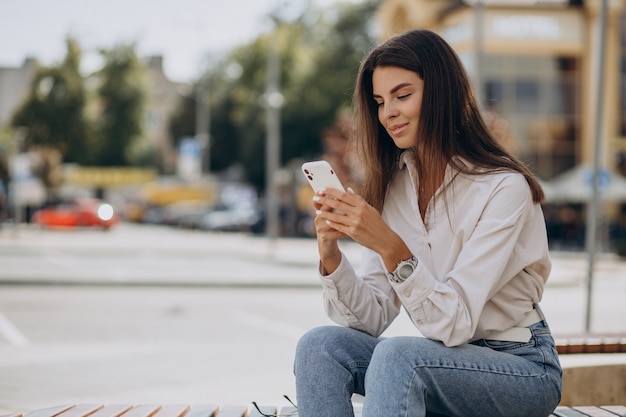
[319,152,551,347]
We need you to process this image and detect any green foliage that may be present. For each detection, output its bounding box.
[11,38,92,165]
[169,0,380,189]
[95,44,147,166]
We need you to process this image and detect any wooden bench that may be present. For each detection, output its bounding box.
[551,406,626,416]
[555,334,626,355]
[3,403,625,417]
[0,404,298,417]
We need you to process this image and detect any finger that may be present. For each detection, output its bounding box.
[312,193,337,211]
[314,217,345,239]
[314,194,350,215]
[323,188,364,210]
[319,188,346,200]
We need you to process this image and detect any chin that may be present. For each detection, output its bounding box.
[393,141,416,150]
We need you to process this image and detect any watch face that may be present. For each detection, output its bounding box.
[399,263,414,279]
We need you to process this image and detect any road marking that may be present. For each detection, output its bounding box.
[0,310,30,347]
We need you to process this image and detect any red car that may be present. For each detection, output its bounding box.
[32,198,120,230]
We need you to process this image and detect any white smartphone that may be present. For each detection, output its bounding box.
[301,160,346,193]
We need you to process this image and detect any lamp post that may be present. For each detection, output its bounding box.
[473,0,484,107]
[195,77,210,174]
[584,0,609,333]
[264,25,284,243]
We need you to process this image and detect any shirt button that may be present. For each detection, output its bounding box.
[403,290,411,297]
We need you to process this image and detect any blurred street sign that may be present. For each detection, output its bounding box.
[177,137,202,181]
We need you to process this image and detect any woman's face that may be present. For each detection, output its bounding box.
[372,66,424,149]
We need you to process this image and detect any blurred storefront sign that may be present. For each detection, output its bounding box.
[63,166,157,188]
[441,9,583,53]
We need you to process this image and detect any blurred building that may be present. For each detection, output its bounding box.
[143,56,190,174]
[378,0,626,181]
[0,55,186,176]
[0,58,37,126]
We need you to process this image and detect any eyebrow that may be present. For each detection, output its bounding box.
[373,82,413,99]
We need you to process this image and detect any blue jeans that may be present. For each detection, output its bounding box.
[294,321,562,417]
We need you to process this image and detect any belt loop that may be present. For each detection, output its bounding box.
[533,303,546,322]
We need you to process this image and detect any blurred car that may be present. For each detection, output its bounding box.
[32,198,120,230]
[200,201,263,233]
[142,200,212,227]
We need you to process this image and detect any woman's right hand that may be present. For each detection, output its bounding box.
[312,190,346,274]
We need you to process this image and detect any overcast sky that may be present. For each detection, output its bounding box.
[0,0,357,83]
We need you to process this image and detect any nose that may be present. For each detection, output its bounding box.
[379,101,398,120]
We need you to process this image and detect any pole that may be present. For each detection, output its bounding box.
[584,0,608,333]
[265,29,282,243]
[196,78,210,174]
[474,0,484,107]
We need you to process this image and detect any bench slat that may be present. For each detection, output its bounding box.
[212,406,247,417]
[601,405,626,416]
[24,405,75,417]
[552,406,592,416]
[87,405,133,417]
[182,405,220,417]
[116,406,161,417]
[574,406,625,416]
[279,407,298,416]
[151,406,190,417]
[54,405,103,417]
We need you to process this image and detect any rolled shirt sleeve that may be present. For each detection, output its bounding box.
[320,249,401,337]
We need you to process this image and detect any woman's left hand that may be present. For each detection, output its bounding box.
[314,188,411,270]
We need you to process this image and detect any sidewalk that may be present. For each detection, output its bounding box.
[0,223,350,287]
[0,222,624,288]
[1,223,625,412]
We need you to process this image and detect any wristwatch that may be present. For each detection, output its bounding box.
[388,256,418,283]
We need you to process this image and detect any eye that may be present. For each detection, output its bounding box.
[398,93,411,100]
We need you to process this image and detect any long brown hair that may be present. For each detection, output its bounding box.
[354,29,544,212]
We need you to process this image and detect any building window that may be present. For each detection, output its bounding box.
[481,54,580,179]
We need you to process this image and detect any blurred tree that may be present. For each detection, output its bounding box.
[30,145,64,198]
[169,0,379,189]
[95,44,147,166]
[11,38,92,165]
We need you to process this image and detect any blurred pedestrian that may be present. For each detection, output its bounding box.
[294,29,562,417]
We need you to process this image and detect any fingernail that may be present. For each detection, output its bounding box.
[347,187,354,194]
[325,220,331,225]
[313,196,321,202]
[315,210,322,215]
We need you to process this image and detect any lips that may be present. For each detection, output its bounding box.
[388,123,408,136]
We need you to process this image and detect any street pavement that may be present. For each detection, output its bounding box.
[1,222,625,334]
[0,222,619,288]
[0,223,337,288]
[0,223,625,413]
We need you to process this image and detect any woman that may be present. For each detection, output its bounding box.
[294,29,562,417]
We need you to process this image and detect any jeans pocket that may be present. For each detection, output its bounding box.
[482,339,535,351]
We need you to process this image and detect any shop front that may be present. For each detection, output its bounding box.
[377,0,626,250]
